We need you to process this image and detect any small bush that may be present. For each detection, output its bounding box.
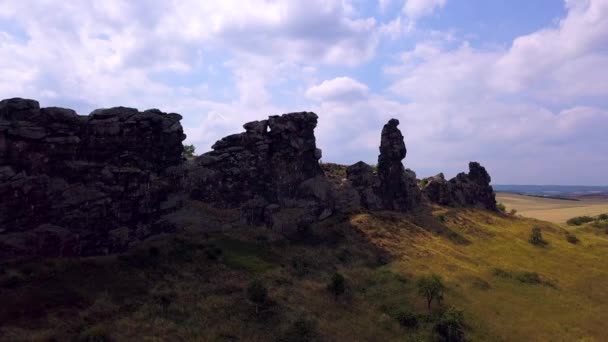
[77,325,110,342]
[566,216,595,226]
[509,209,518,216]
[395,308,418,328]
[247,279,268,311]
[598,213,608,220]
[492,268,511,278]
[529,227,547,246]
[515,272,542,284]
[434,307,465,342]
[327,272,346,299]
[565,232,580,244]
[182,144,196,159]
[291,258,310,277]
[279,318,318,342]
[496,202,507,213]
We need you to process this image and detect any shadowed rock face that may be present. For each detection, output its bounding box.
[0,98,185,261]
[187,112,331,233]
[422,162,497,210]
[376,119,421,211]
[0,97,498,261]
[346,119,421,212]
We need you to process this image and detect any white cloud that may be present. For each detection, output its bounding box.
[403,0,447,19]
[306,77,369,103]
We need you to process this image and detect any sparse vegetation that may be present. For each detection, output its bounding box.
[529,227,547,246]
[327,272,346,299]
[492,268,552,287]
[417,274,445,311]
[395,308,418,328]
[497,202,507,213]
[434,307,465,342]
[565,232,580,244]
[2,207,608,341]
[247,279,268,313]
[279,318,318,342]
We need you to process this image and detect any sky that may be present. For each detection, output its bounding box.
[0,0,607,185]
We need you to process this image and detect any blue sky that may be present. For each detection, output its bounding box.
[0,0,607,185]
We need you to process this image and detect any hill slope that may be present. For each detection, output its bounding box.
[1,203,607,341]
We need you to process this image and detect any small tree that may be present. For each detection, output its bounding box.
[182,144,196,159]
[417,274,445,311]
[327,272,346,299]
[529,227,547,246]
[247,279,268,314]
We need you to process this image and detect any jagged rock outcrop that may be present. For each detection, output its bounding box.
[346,119,421,212]
[421,162,497,210]
[187,112,332,233]
[377,119,421,211]
[0,98,185,261]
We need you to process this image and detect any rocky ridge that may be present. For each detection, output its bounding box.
[0,97,497,261]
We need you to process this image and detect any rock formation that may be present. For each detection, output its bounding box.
[421,162,497,210]
[0,96,499,261]
[0,98,185,261]
[187,112,333,233]
[346,118,421,212]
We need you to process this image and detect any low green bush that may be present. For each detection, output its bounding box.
[434,307,465,342]
[566,216,595,226]
[529,227,548,246]
[565,232,580,244]
[395,308,418,328]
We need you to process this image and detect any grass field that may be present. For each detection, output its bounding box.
[1,204,608,341]
[497,192,608,224]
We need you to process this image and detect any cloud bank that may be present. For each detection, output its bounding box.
[0,0,606,185]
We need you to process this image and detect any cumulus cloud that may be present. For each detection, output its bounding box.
[306,77,369,103]
[0,0,606,184]
[403,0,447,19]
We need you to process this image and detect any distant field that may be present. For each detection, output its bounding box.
[497,192,608,224]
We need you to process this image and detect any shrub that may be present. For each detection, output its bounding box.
[291,257,310,277]
[566,216,595,226]
[515,272,542,284]
[529,227,547,246]
[417,274,445,311]
[509,209,518,216]
[77,325,110,342]
[434,307,465,342]
[247,279,268,313]
[491,268,511,279]
[279,318,318,342]
[395,308,418,328]
[496,202,507,213]
[182,144,196,159]
[565,232,580,244]
[598,213,608,220]
[327,272,346,299]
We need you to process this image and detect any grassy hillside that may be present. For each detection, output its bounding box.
[497,192,608,224]
[1,203,608,341]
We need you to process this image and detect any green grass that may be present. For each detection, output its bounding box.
[2,205,608,341]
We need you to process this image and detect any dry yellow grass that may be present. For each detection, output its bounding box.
[497,192,608,224]
[351,209,608,341]
[2,205,608,341]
